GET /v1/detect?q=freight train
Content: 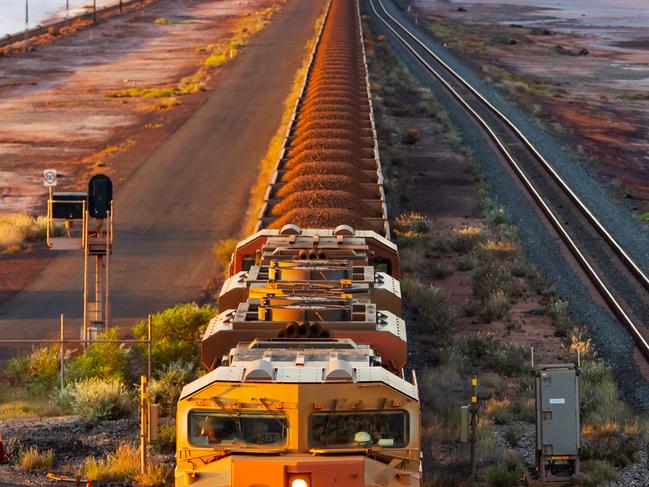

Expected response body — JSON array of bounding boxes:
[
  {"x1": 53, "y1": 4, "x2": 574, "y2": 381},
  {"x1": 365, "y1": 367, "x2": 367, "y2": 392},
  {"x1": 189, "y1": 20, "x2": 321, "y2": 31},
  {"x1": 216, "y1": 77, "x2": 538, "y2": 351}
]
[{"x1": 174, "y1": 0, "x2": 421, "y2": 485}]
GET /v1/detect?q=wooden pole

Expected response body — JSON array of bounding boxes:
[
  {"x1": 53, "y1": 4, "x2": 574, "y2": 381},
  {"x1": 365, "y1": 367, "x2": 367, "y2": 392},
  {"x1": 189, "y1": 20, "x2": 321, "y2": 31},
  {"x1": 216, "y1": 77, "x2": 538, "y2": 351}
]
[
  {"x1": 147, "y1": 315, "x2": 152, "y2": 382},
  {"x1": 60, "y1": 313, "x2": 65, "y2": 392},
  {"x1": 140, "y1": 375, "x2": 148, "y2": 474}
]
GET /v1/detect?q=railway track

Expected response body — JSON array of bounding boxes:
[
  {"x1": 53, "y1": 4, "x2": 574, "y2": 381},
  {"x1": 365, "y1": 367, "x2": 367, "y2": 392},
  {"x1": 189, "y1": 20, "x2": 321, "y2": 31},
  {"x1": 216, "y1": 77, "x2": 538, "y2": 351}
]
[{"x1": 366, "y1": 0, "x2": 649, "y2": 372}]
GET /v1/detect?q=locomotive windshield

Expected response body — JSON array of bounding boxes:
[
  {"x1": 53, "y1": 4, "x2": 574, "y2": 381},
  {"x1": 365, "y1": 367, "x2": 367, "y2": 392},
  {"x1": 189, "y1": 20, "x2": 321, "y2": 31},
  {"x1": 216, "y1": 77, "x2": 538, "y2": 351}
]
[
  {"x1": 188, "y1": 411, "x2": 288, "y2": 448},
  {"x1": 309, "y1": 410, "x2": 408, "y2": 448}
]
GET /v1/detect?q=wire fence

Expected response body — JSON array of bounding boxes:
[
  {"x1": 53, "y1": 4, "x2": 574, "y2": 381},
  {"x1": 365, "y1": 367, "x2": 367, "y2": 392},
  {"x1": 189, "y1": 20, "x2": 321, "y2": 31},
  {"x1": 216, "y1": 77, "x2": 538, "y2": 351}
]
[{"x1": 0, "y1": 313, "x2": 153, "y2": 391}]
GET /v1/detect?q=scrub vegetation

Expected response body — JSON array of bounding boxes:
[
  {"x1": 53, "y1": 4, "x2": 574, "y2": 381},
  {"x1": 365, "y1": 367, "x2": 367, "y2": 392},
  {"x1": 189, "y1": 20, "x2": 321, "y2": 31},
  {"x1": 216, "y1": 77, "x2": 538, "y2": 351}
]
[
  {"x1": 364, "y1": 23, "x2": 647, "y2": 486},
  {"x1": 0, "y1": 213, "x2": 51, "y2": 253},
  {"x1": 107, "y1": 6, "x2": 280, "y2": 104}
]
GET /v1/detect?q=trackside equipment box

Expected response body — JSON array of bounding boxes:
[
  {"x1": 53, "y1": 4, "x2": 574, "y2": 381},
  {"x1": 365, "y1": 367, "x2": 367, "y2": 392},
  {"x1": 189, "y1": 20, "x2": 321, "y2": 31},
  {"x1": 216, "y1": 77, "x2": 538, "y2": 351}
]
[{"x1": 535, "y1": 364, "x2": 580, "y2": 481}]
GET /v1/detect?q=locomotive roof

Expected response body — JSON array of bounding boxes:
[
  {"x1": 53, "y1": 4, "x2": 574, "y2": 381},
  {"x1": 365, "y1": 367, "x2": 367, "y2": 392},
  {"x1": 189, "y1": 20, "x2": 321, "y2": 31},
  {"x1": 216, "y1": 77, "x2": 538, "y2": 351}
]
[{"x1": 180, "y1": 340, "x2": 418, "y2": 401}]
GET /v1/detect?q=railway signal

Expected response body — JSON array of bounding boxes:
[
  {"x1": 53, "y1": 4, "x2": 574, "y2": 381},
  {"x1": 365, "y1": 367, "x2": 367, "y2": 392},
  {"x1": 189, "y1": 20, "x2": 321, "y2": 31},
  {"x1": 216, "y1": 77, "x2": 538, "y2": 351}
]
[{"x1": 46, "y1": 173, "x2": 114, "y2": 341}]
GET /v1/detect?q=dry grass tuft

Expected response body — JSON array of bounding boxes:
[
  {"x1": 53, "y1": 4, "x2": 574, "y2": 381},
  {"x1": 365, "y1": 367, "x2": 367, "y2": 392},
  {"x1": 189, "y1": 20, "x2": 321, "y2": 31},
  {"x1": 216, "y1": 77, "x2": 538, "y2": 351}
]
[
  {"x1": 19, "y1": 446, "x2": 54, "y2": 471},
  {"x1": 0, "y1": 214, "x2": 48, "y2": 252},
  {"x1": 82, "y1": 443, "x2": 139, "y2": 481}
]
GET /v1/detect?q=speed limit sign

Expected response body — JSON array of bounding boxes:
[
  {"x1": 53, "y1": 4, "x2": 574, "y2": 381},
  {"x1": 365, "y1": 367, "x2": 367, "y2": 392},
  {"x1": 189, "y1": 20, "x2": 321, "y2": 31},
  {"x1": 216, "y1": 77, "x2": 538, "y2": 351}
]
[{"x1": 43, "y1": 169, "x2": 57, "y2": 187}]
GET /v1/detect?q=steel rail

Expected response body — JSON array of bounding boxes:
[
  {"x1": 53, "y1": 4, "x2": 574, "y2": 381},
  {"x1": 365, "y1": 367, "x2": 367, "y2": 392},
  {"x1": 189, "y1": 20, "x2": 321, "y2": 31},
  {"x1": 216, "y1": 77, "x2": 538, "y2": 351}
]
[
  {"x1": 367, "y1": 0, "x2": 649, "y2": 359},
  {"x1": 371, "y1": 0, "x2": 649, "y2": 294}
]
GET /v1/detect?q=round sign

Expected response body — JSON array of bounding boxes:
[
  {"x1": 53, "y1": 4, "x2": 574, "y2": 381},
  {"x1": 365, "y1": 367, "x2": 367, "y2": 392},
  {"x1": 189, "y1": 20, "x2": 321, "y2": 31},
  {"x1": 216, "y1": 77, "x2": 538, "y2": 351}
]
[{"x1": 43, "y1": 169, "x2": 57, "y2": 187}]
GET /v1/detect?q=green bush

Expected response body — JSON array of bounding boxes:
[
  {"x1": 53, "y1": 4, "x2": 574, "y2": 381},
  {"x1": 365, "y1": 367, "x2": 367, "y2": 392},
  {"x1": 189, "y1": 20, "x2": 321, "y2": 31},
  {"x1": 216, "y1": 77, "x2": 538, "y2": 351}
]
[
  {"x1": 479, "y1": 290, "x2": 510, "y2": 323},
  {"x1": 149, "y1": 360, "x2": 196, "y2": 417},
  {"x1": 483, "y1": 198, "x2": 508, "y2": 226},
  {"x1": 580, "y1": 360, "x2": 630, "y2": 424},
  {"x1": 429, "y1": 261, "x2": 454, "y2": 279},
  {"x1": 546, "y1": 299, "x2": 572, "y2": 337},
  {"x1": 71, "y1": 378, "x2": 134, "y2": 421},
  {"x1": 504, "y1": 425, "x2": 522, "y2": 447},
  {"x1": 581, "y1": 421, "x2": 642, "y2": 466},
  {"x1": 575, "y1": 459, "x2": 617, "y2": 485},
  {"x1": 67, "y1": 328, "x2": 132, "y2": 382},
  {"x1": 402, "y1": 278, "x2": 455, "y2": 340},
  {"x1": 417, "y1": 365, "x2": 466, "y2": 426},
  {"x1": 457, "y1": 254, "x2": 476, "y2": 271},
  {"x1": 485, "y1": 398, "x2": 513, "y2": 425},
  {"x1": 6, "y1": 346, "x2": 60, "y2": 395},
  {"x1": 486, "y1": 462, "x2": 522, "y2": 487},
  {"x1": 454, "y1": 335, "x2": 527, "y2": 376},
  {"x1": 132, "y1": 303, "x2": 214, "y2": 372}
]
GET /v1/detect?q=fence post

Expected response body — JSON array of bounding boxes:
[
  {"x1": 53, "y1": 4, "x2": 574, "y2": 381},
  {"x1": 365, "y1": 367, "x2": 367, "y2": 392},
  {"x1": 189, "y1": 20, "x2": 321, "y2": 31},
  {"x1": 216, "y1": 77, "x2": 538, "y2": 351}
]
[
  {"x1": 140, "y1": 375, "x2": 148, "y2": 474},
  {"x1": 147, "y1": 314, "x2": 152, "y2": 382},
  {"x1": 60, "y1": 313, "x2": 65, "y2": 392},
  {"x1": 470, "y1": 375, "x2": 478, "y2": 482}
]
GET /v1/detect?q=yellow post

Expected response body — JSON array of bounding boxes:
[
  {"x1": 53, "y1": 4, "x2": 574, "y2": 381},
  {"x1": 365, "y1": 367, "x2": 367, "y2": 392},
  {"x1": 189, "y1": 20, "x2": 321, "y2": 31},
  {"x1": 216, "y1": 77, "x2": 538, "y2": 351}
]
[
  {"x1": 470, "y1": 375, "x2": 478, "y2": 481},
  {"x1": 59, "y1": 313, "x2": 65, "y2": 392},
  {"x1": 140, "y1": 375, "x2": 148, "y2": 475}
]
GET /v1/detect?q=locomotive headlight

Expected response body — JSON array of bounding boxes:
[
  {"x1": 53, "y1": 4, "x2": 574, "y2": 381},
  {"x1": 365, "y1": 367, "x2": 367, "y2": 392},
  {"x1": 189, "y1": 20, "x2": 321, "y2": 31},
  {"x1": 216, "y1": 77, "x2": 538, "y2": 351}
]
[{"x1": 289, "y1": 476, "x2": 309, "y2": 487}]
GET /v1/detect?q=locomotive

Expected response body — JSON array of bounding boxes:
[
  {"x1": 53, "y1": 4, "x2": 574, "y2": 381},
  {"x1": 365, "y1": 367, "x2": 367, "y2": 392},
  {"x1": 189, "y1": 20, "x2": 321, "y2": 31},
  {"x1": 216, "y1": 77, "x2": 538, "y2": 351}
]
[{"x1": 174, "y1": 0, "x2": 421, "y2": 485}]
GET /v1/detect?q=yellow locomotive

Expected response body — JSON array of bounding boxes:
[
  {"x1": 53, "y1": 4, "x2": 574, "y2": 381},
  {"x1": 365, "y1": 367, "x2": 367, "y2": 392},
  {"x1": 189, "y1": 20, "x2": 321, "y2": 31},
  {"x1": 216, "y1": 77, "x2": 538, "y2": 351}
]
[{"x1": 175, "y1": 0, "x2": 421, "y2": 484}]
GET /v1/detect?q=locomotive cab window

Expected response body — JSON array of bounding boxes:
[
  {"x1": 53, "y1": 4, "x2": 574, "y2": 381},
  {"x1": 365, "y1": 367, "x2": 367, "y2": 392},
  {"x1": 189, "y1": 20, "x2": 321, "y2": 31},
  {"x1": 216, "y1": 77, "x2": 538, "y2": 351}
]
[
  {"x1": 188, "y1": 411, "x2": 288, "y2": 448},
  {"x1": 309, "y1": 410, "x2": 408, "y2": 448}
]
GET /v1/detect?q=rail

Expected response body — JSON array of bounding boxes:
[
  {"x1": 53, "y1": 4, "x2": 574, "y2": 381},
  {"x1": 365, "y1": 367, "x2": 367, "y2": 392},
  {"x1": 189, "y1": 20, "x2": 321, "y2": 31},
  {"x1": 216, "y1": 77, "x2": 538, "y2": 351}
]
[{"x1": 367, "y1": 0, "x2": 649, "y2": 361}]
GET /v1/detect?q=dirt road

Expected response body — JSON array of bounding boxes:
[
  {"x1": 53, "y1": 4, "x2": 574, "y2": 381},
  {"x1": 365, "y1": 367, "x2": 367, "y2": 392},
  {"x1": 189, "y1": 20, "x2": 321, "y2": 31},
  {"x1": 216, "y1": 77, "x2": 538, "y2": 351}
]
[{"x1": 0, "y1": 0, "x2": 326, "y2": 349}]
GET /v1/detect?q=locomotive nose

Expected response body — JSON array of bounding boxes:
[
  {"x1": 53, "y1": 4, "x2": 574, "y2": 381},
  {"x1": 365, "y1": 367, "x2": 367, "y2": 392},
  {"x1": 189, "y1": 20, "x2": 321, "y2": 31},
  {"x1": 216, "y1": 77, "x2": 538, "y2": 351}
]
[{"x1": 231, "y1": 457, "x2": 365, "y2": 487}]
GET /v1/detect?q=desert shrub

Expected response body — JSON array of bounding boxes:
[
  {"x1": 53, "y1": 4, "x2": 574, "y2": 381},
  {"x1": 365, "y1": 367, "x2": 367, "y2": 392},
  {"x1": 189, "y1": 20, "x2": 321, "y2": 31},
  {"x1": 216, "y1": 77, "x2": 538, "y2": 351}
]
[
  {"x1": 581, "y1": 421, "x2": 642, "y2": 466},
  {"x1": 399, "y1": 246, "x2": 428, "y2": 274},
  {"x1": 546, "y1": 299, "x2": 572, "y2": 337},
  {"x1": 71, "y1": 378, "x2": 134, "y2": 421},
  {"x1": 82, "y1": 443, "x2": 139, "y2": 481},
  {"x1": 67, "y1": 328, "x2": 132, "y2": 382},
  {"x1": 516, "y1": 398, "x2": 536, "y2": 423},
  {"x1": 6, "y1": 346, "x2": 60, "y2": 395},
  {"x1": 135, "y1": 462, "x2": 170, "y2": 487},
  {"x1": 0, "y1": 214, "x2": 51, "y2": 252},
  {"x1": 402, "y1": 278, "x2": 455, "y2": 339},
  {"x1": 213, "y1": 238, "x2": 237, "y2": 269},
  {"x1": 132, "y1": 303, "x2": 214, "y2": 372},
  {"x1": 504, "y1": 425, "x2": 522, "y2": 447},
  {"x1": 454, "y1": 335, "x2": 527, "y2": 376},
  {"x1": 449, "y1": 227, "x2": 482, "y2": 253},
  {"x1": 579, "y1": 360, "x2": 630, "y2": 424},
  {"x1": 19, "y1": 446, "x2": 54, "y2": 471},
  {"x1": 575, "y1": 459, "x2": 617, "y2": 485},
  {"x1": 149, "y1": 360, "x2": 196, "y2": 416},
  {"x1": 457, "y1": 254, "x2": 476, "y2": 271},
  {"x1": 476, "y1": 420, "x2": 497, "y2": 463},
  {"x1": 394, "y1": 211, "x2": 431, "y2": 236},
  {"x1": 483, "y1": 198, "x2": 508, "y2": 226},
  {"x1": 485, "y1": 398, "x2": 513, "y2": 425},
  {"x1": 401, "y1": 128, "x2": 420, "y2": 145},
  {"x1": 477, "y1": 371, "x2": 503, "y2": 399},
  {"x1": 155, "y1": 422, "x2": 176, "y2": 453},
  {"x1": 0, "y1": 391, "x2": 68, "y2": 420},
  {"x1": 418, "y1": 365, "x2": 466, "y2": 426},
  {"x1": 479, "y1": 290, "x2": 510, "y2": 322},
  {"x1": 429, "y1": 261, "x2": 453, "y2": 279},
  {"x1": 486, "y1": 456, "x2": 523, "y2": 487}
]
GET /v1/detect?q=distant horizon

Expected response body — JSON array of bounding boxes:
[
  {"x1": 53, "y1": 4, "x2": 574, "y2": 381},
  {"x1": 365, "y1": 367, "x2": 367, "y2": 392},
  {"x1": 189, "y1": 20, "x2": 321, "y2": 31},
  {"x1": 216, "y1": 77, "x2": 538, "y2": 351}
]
[{"x1": 443, "y1": 0, "x2": 649, "y2": 21}]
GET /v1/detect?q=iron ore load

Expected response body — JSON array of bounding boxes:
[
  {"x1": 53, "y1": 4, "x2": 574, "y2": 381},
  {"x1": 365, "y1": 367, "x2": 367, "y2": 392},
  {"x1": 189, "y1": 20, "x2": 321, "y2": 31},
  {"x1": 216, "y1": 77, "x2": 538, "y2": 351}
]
[{"x1": 174, "y1": 0, "x2": 421, "y2": 485}]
